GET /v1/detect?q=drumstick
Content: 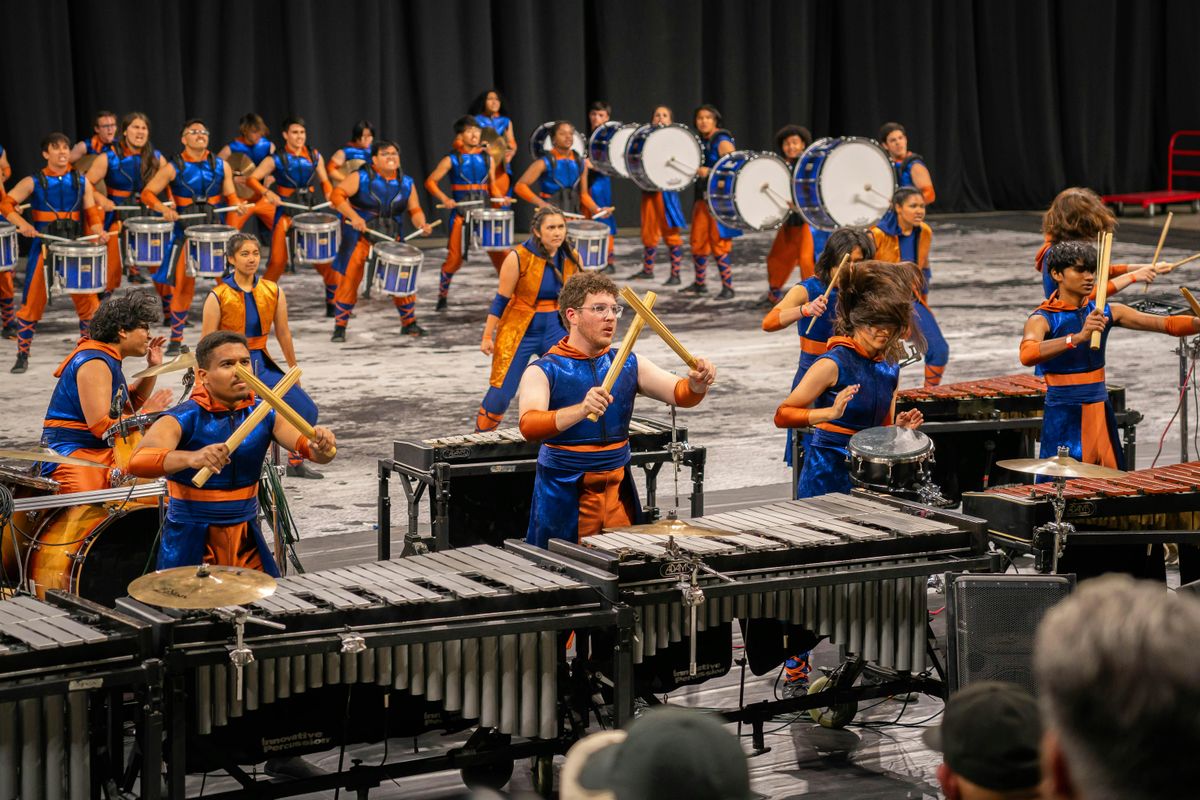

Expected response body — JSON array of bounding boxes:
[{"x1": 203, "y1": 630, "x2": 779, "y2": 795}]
[
  {"x1": 360, "y1": 227, "x2": 394, "y2": 242},
  {"x1": 404, "y1": 219, "x2": 443, "y2": 241},
  {"x1": 277, "y1": 201, "x2": 313, "y2": 211},
  {"x1": 192, "y1": 367, "x2": 301, "y2": 488},
  {"x1": 111, "y1": 205, "x2": 142, "y2": 211},
  {"x1": 175, "y1": 213, "x2": 206, "y2": 221},
  {"x1": 805, "y1": 254, "x2": 850, "y2": 334},
  {"x1": 213, "y1": 205, "x2": 244, "y2": 214},
  {"x1": 619, "y1": 285, "x2": 698, "y2": 369},
  {"x1": 561, "y1": 212, "x2": 586, "y2": 220},
  {"x1": 1145, "y1": 211, "x2": 1173, "y2": 293},
  {"x1": 592, "y1": 208, "x2": 614, "y2": 220},
  {"x1": 1169, "y1": 251, "x2": 1200, "y2": 271},
  {"x1": 761, "y1": 184, "x2": 791, "y2": 211},
  {"x1": 587, "y1": 291, "x2": 656, "y2": 422},
  {"x1": 863, "y1": 184, "x2": 892, "y2": 202},
  {"x1": 1091, "y1": 231, "x2": 1113, "y2": 350},
  {"x1": 1180, "y1": 287, "x2": 1200, "y2": 319},
  {"x1": 233, "y1": 365, "x2": 336, "y2": 457},
  {"x1": 436, "y1": 200, "x2": 484, "y2": 209},
  {"x1": 665, "y1": 157, "x2": 695, "y2": 177}
]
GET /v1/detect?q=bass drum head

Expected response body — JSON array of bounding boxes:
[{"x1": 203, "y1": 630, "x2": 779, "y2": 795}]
[
  {"x1": 638, "y1": 125, "x2": 701, "y2": 191},
  {"x1": 732, "y1": 153, "x2": 792, "y2": 230},
  {"x1": 528, "y1": 122, "x2": 586, "y2": 160},
  {"x1": 816, "y1": 138, "x2": 895, "y2": 228},
  {"x1": 849, "y1": 426, "x2": 932, "y2": 462},
  {"x1": 607, "y1": 123, "x2": 640, "y2": 178}
]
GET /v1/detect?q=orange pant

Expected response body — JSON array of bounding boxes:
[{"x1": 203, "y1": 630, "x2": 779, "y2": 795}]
[
  {"x1": 640, "y1": 193, "x2": 683, "y2": 248},
  {"x1": 168, "y1": 244, "x2": 196, "y2": 332},
  {"x1": 0, "y1": 270, "x2": 13, "y2": 325},
  {"x1": 18, "y1": 251, "x2": 100, "y2": 324},
  {"x1": 690, "y1": 201, "x2": 731, "y2": 258},
  {"x1": 333, "y1": 239, "x2": 413, "y2": 324},
  {"x1": 204, "y1": 521, "x2": 266, "y2": 571},
  {"x1": 264, "y1": 212, "x2": 339, "y2": 287},
  {"x1": 49, "y1": 447, "x2": 114, "y2": 493},
  {"x1": 229, "y1": 196, "x2": 277, "y2": 231},
  {"x1": 440, "y1": 213, "x2": 506, "y2": 275},
  {"x1": 767, "y1": 224, "x2": 815, "y2": 291},
  {"x1": 104, "y1": 219, "x2": 124, "y2": 292},
  {"x1": 577, "y1": 467, "x2": 634, "y2": 539}
]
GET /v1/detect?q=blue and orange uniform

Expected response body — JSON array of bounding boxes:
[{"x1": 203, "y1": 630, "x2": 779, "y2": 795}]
[
  {"x1": 872, "y1": 212, "x2": 947, "y2": 386},
  {"x1": 476, "y1": 239, "x2": 576, "y2": 431},
  {"x1": 429, "y1": 143, "x2": 506, "y2": 302},
  {"x1": 475, "y1": 114, "x2": 513, "y2": 173},
  {"x1": 330, "y1": 167, "x2": 421, "y2": 332},
  {"x1": 81, "y1": 135, "x2": 116, "y2": 158},
  {"x1": 582, "y1": 161, "x2": 615, "y2": 271},
  {"x1": 637, "y1": 185, "x2": 686, "y2": 279},
  {"x1": 1034, "y1": 237, "x2": 1129, "y2": 299},
  {"x1": 225, "y1": 136, "x2": 276, "y2": 232},
  {"x1": 522, "y1": 339, "x2": 642, "y2": 548},
  {"x1": 0, "y1": 142, "x2": 13, "y2": 333},
  {"x1": 515, "y1": 151, "x2": 597, "y2": 216},
  {"x1": 41, "y1": 340, "x2": 141, "y2": 492},
  {"x1": 144, "y1": 152, "x2": 236, "y2": 347},
  {"x1": 331, "y1": 143, "x2": 371, "y2": 177},
  {"x1": 1, "y1": 167, "x2": 104, "y2": 356},
  {"x1": 132, "y1": 385, "x2": 280, "y2": 575},
  {"x1": 789, "y1": 337, "x2": 899, "y2": 498},
  {"x1": 765, "y1": 160, "x2": 816, "y2": 303},
  {"x1": 247, "y1": 145, "x2": 337, "y2": 293},
  {"x1": 692, "y1": 129, "x2": 741, "y2": 290},
  {"x1": 98, "y1": 143, "x2": 163, "y2": 289},
  {"x1": 891, "y1": 152, "x2": 935, "y2": 205}
]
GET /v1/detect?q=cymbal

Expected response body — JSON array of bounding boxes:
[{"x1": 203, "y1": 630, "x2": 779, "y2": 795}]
[
  {"x1": 130, "y1": 351, "x2": 196, "y2": 379},
  {"x1": 343, "y1": 158, "x2": 366, "y2": 174},
  {"x1": 128, "y1": 563, "x2": 277, "y2": 610},
  {"x1": 997, "y1": 454, "x2": 1126, "y2": 479},
  {"x1": 225, "y1": 152, "x2": 255, "y2": 176},
  {"x1": 0, "y1": 448, "x2": 111, "y2": 468},
  {"x1": 608, "y1": 517, "x2": 727, "y2": 537}
]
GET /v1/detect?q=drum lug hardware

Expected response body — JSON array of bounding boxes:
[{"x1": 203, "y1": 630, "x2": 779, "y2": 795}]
[{"x1": 675, "y1": 559, "x2": 706, "y2": 677}]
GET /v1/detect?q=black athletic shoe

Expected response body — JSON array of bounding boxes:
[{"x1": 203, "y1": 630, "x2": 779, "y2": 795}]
[
  {"x1": 164, "y1": 341, "x2": 182, "y2": 358},
  {"x1": 403, "y1": 322, "x2": 427, "y2": 337},
  {"x1": 128, "y1": 272, "x2": 148, "y2": 284},
  {"x1": 627, "y1": 269, "x2": 654, "y2": 280},
  {"x1": 663, "y1": 274, "x2": 682, "y2": 286},
  {"x1": 325, "y1": 302, "x2": 335, "y2": 318},
  {"x1": 435, "y1": 296, "x2": 448, "y2": 311},
  {"x1": 680, "y1": 281, "x2": 708, "y2": 295},
  {"x1": 286, "y1": 463, "x2": 325, "y2": 480},
  {"x1": 331, "y1": 326, "x2": 346, "y2": 343},
  {"x1": 10, "y1": 354, "x2": 27, "y2": 374},
  {"x1": 716, "y1": 286, "x2": 735, "y2": 300},
  {"x1": 603, "y1": 263, "x2": 616, "y2": 274},
  {"x1": 1, "y1": 324, "x2": 15, "y2": 340}
]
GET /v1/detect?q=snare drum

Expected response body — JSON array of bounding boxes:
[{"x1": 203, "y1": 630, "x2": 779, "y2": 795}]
[
  {"x1": 626, "y1": 123, "x2": 703, "y2": 192},
  {"x1": 527, "y1": 121, "x2": 587, "y2": 160},
  {"x1": 186, "y1": 224, "x2": 236, "y2": 279},
  {"x1": 848, "y1": 426, "x2": 934, "y2": 495},
  {"x1": 49, "y1": 241, "x2": 107, "y2": 294},
  {"x1": 0, "y1": 220, "x2": 17, "y2": 271},
  {"x1": 373, "y1": 242, "x2": 423, "y2": 296},
  {"x1": 793, "y1": 137, "x2": 896, "y2": 231},
  {"x1": 103, "y1": 413, "x2": 163, "y2": 478},
  {"x1": 569, "y1": 220, "x2": 611, "y2": 271},
  {"x1": 292, "y1": 212, "x2": 340, "y2": 263},
  {"x1": 706, "y1": 151, "x2": 793, "y2": 231},
  {"x1": 123, "y1": 216, "x2": 174, "y2": 266},
  {"x1": 588, "y1": 121, "x2": 640, "y2": 179},
  {"x1": 470, "y1": 209, "x2": 514, "y2": 252}
]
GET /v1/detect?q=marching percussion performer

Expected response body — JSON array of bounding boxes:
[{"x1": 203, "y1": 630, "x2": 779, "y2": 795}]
[
  {"x1": 329, "y1": 140, "x2": 433, "y2": 341},
  {"x1": 763, "y1": 227, "x2": 874, "y2": 466},
  {"x1": 628, "y1": 106, "x2": 687, "y2": 284},
  {"x1": 201, "y1": 233, "x2": 322, "y2": 479},
  {"x1": 878, "y1": 122, "x2": 935, "y2": 205},
  {"x1": 764, "y1": 124, "x2": 815, "y2": 304},
  {"x1": 326, "y1": 121, "x2": 375, "y2": 184},
  {"x1": 129, "y1": 331, "x2": 336, "y2": 575},
  {"x1": 425, "y1": 116, "x2": 508, "y2": 310},
  {"x1": 515, "y1": 121, "x2": 599, "y2": 218},
  {"x1": 584, "y1": 100, "x2": 617, "y2": 273},
  {"x1": 0, "y1": 141, "x2": 13, "y2": 338},
  {"x1": 476, "y1": 205, "x2": 578, "y2": 432},
  {"x1": 470, "y1": 89, "x2": 517, "y2": 174},
  {"x1": 685, "y1": 104, "x2": 739, "y2": 299},
  {"x1": 69, "y1": 109, "x2": 118, "y2": 163},
  {"x1": 871, "y1": 187, "x2": 948, "y2": 386},
  {"x1": 1020, "y1": 241, "x2": 1199, "y2": 468},
  {"x1": 774, "y1": 260, "x2": 924, "y2": 498},
  {"x1": 245, "y1": 116, "x2": 337, "y2": 299},
  {"x1": 218, "y1": 113, "x2": 277, "y2": 232},
  {"x1": 518, "y1": 271, "x2": 716, "y2": 547},
  {"x1": 84, "y1": 112, "x2": 167, "y2": 290},
  {"x1": 139, "y1": 119, "x2": 249, "y2": 357},
  {"x1": 0, "y1": 132, "x2": 112, "y2": 373},
  {"x1": 41, "y1": 292, "x2": 172, "y2": 492}
]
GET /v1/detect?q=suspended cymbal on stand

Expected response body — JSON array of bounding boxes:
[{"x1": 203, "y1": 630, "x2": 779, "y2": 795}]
[
  {"x1": 130, "y1": 350, "x2": 196, "y2": 380},
  {"x1": 996, "y1": 453, "x2": 1125, "y2": 479},
  {"x1": 128, "y1": 563, "x2": 277, "y2": 610},
  {"x1": 0, "y1": 448, "x2": 112, "y2": 468},
  {"x1": 607, "y1": 516, "x2": 725, "y2": 537}
]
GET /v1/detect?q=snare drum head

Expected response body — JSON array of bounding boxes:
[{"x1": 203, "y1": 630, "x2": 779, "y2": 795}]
[
  {"x1": 293, "y1": 212, "x2": 339, "y2": 230},
  {"x1": 374, "y1": 242, "x2": 423, "y2": 263},
  {"x1": 125, "y1": 216, "x2": 174, "y2": 233},
  {"x1": 807, "y1": 138, "x2": 896, "y2": 228},
  {"x1": 49, "y1": 240, "x2": 106, "y2": 257},
  {"x1": 568, "y1": 220, "x2": 611, "y2": 239},
  {"x1": 636, "y1": 124, "x2": 701, "y2": 191},
  {"x1": 186, "y1": 224, "x2": 237, "y2": 242},
  {"x1": 848, "y1": 426, "x2": 932, "y2": 460},
  {"x1": 722, "y1": 151, "x2": 792, "y2": 230},
  {"x1": 471, "y1": 209, "x2": 514, "y2": 223}
]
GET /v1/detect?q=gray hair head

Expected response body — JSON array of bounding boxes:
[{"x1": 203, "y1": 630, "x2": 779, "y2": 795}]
[{"x1": 1034, "y1": 574, "x2": 1200, "y2": 799}]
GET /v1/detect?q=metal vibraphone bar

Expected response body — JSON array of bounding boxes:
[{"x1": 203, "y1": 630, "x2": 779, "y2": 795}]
[
  {"x1": 0, "y1": 592, "x2": 160, "y2": 800},
  {"x1": 379, "y1": 415, "x2": 705, "y2": 557}
]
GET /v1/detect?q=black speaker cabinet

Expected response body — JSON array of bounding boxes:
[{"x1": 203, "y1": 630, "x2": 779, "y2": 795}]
[{"x1": 945, "y1": 573, "x2": 1074, "y2": 694}]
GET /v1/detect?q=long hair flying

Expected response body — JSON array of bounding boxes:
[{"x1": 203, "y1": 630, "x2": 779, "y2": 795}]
[{"x1": 834, "y1": 259, "x2": 925, "y2": 363}]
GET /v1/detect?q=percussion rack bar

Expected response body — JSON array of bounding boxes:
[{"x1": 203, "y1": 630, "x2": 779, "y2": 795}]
[{"x1": 13, "y1": 480, "x2": 166, "y2": 512}]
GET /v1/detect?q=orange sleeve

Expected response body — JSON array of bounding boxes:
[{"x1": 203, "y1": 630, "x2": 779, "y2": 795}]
[
  {"x1": 223, "y1": 193, "x2": 239, "y2": 209},
  {"x1": 330, "y1": 187, "x2": 349, "y2": 208},
  {"x1": 423, "y1": 176, "x2": 441, "y2": 198},
  {"x1": 139, "y1": 187, "x2": 162, "y2": 210},
  {"x1": 1109, "y1": 263, "x2": 1129, "y2": 277},
  {"x1": 246, "y1": 177, "x2": 267, "y2": 195},
  {"x1": 0, "y1": 194, "x2": 17, "y2": 216},
  {"x1": 921, "y1": 185, "x2": 935, "y2": 205},
  {"x1": 799, "y1": 225, "x2": 815, "y2": 275},
  {"x1": 128, "y1": 447, "x2": 170, "y2": 478},
  {"x1": 519, "y1": 409, "x2": 559, "y2": 441},
  {"x1": 85, "y1": 206, "x2": 103, "y2": 227},
  {"x1": 321, "y1": 180, "x2": 333, "y2": 199},
  {"x1": 774, "y1": 405, "x2": 812, "y2": 428},
  {"x1": 762, "y1": 307, "x2": 785, "y2": 332},
  {"x1": 1019, "y1": 339, "x2": 1046, "y2": 366},
  {"x1": 514, "y1": 181, "x2": 540, "y2": 205},
  {"x1": 1166, "y1": 315, "x2": 1200, "y2": 337},
  {"x1": 294, "y1": 436, "x2": 314, "y2": 460},
  {"x1": 87, "y1": 414, "x2": 115, "y2": 438},
  {"x1": 673, "y1": 379, "x2": 705, "y2": 408}
]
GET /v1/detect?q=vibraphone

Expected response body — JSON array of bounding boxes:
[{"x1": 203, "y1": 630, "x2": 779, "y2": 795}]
[
  {"x1": 963, "y1": 460, "x2": 1200, "y2": 579},
  {"x1": 515, "y1": 491, "x2": 996, "y2": 746},
  {"x1": 118, "y1": 545, "x2": 626, "y2": 799},
  {"x1": 0, "y1": 592, "x2": 160, "y2": 800},
  {"x1": 381, "y1": 415, "x2": 705, "y2": 555}
]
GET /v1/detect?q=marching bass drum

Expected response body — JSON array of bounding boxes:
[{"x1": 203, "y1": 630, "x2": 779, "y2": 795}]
[
  {"x1": 527, "y1": 121, "x2": 587, "y2": 161},
  {"x1": 625, "y1": 123, "x2": 702, "y2": 192},
  {"x1": 588, "y1": 121, "x2": 640, "y2": 178},
  {"x1": 706, "y1": 150, "x2": 793, "y2": 231},
  {"x1": 792, "y1": 137, "x2": 896, "y2": 231}
]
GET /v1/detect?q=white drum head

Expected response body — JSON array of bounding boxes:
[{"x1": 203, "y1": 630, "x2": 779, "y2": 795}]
[
  {"x1": 733, "y1": 155, "x2": 792, "y2": 230},
  {"x1": 568, "y1": 220, "x2": 610, "y2": 241},
  {"x1": 640, "y1": 126, "x2": 701, "y2": 190},
  {"x1": 818, "y1": 140, "x2": 896, "y2": 227},
  {"x1": 608, "y1": 123, "x2": 639, "y2": 178},
  {"x1": 533, "y1": 122, "x2": 586, "y2": 159}
]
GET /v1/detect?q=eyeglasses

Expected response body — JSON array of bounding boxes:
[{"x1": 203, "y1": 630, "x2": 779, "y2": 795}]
[
  {"x1": 578, "y1": 304, "x2": 624, "y2": 319},
  {"x1": 185, "y1": 129, "x2": 209, "y2": 136},
  {"x1": 97, "y1": 123, "x2": 117, "y2": 130}
]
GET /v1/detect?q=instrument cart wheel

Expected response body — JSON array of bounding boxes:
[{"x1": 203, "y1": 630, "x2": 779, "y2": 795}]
[
  {"x1": 807, "y1": 675, "x2": 858, "y2": 729},
  {"x1": 1113, "y1": 202, "x2": 1125, "y2": 216},
  {"x1": 531, "y1": 753, "x2": 555, "y2": 797},
  {"x1": 461, "y1": 759, "x2": 514, "y2": 792}
]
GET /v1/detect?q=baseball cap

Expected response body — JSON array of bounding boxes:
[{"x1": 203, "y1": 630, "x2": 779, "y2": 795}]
[
  {"x1": 922, "y1": 681, "x2": 1042, "y2": 791},
  {"x1": 568, "y1": 706, "x2": 759, "y2": 800}
]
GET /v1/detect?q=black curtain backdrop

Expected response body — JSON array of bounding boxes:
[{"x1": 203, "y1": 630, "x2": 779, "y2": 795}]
[{"x1": 2, "y1": 0, "x2": 1199, "y2": 226}]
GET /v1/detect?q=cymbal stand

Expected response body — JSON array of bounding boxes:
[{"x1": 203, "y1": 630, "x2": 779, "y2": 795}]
[
  {"x1": 213, "y1": 606, "x2": 286, "y2": 701},
  {"x1": 1033, "y1": 448, "x2": 1075, "y2": 573},
  {"x1": 663, "y1": 536, "x2": 735, "y2": 677},
  {"x1": 666, "y1": 405, "x2": 687, "y2": 522},
  {"x1": 1175, "y1": 336, "x2": 1200, "y2": 463}
]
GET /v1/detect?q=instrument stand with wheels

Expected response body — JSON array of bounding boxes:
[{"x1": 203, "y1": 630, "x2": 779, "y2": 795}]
[
  {"x1": 1175, "y1": 335, "x2": 1200, "y2": 463},
  {"x1": 1032, "y1": 463, "x2": 1076, "y2": 574}
]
